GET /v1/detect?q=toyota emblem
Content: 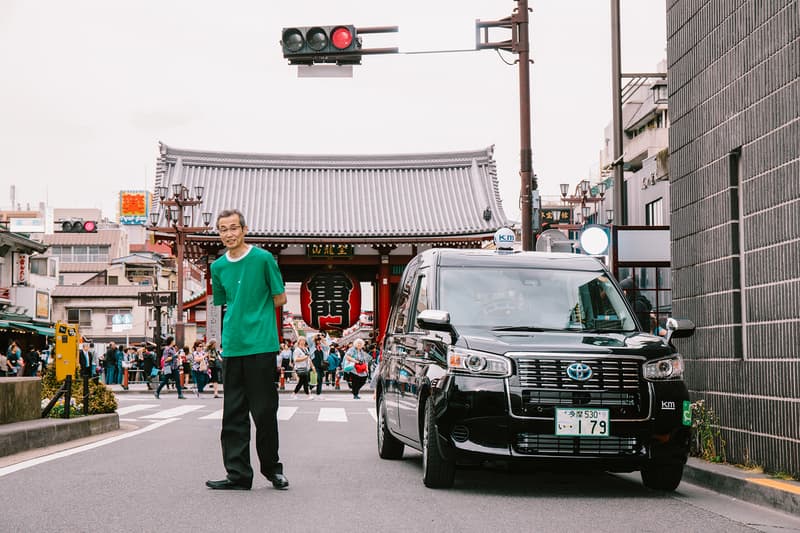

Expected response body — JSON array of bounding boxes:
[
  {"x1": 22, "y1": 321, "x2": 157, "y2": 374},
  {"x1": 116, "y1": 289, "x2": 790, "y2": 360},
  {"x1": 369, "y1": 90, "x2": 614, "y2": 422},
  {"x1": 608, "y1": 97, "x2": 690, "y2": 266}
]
[{"x1": 566, "y1": 362, "x2": 593, "y2": 382}]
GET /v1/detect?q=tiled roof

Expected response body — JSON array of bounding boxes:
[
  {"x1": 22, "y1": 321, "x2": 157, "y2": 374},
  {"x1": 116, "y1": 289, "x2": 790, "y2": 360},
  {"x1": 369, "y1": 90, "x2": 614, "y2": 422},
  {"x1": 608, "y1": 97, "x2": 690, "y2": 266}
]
[
  {"x1": 153, "y1": 143, "x2": 509, "y2": 240},
  {"x1": 52, "y1": 286, "x2": 148, "y2": 298},
  {"x1": 41, "y1": 231, "x2": 120, "y2": 246}
]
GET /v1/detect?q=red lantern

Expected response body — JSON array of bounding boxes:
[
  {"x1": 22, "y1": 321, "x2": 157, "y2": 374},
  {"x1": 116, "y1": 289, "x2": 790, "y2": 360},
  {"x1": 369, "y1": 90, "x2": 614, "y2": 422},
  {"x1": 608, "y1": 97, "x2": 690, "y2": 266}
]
[{"x1": 300, "y1": 270, "x2": 361, "y2": 330}]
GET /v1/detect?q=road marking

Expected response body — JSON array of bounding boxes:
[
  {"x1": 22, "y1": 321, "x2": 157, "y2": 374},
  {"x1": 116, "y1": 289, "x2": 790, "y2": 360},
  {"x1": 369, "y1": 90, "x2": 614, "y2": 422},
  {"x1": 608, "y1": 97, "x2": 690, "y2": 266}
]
[
  {"x1": 277, "y1": 406, "x2": 298, "y2": 420},
  {"x1": 141, "y1": 405, "x2": 205, "y2": 419},
  {"x1": 318, "y1": 408, "x2": 347, "y2": 422},
  {"x1": 367, "y1": 408, "x2": 377, "y2": 422},
  {"x1": 746, "y1": 477, "x2": 800, "y2": 495},
  {"x1": 116, "y1": 404, "x2": 157, "y2": 416},
  {"x1": 0, "y1": 419, "x2": 176, "y2": 478},
  {"x1": 199, "y1": 409, "x2": 224, "y2": 420}
]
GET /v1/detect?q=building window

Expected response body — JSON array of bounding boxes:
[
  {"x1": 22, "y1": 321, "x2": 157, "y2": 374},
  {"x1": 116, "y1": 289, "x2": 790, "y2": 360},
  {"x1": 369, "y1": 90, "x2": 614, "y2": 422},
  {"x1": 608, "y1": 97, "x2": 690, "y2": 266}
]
[
  {"x1": 49, "y1": 245, "x2": 110, "y2": 263},
  {"x1": 67, "y1": 308, "x2": 92, "y2": 327},
  {"x1": 108, "y1": 275, "x2": 119, "y2": 285},
  {"x1": 645, "y1": 198, "x2": 664, "y2": 226},
  {"x1": 105, "y1": 308, "x2": 132, "y2": 328}
]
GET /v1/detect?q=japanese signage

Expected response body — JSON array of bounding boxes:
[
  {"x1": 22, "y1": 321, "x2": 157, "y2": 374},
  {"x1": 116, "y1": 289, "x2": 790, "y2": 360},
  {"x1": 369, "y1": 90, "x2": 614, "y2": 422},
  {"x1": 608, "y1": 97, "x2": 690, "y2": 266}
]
[
  {"x1": 541, "y1": 208, "x2": 572, "y2": 224},
  {"x1": 306, "y1": 244, "x2": 354, "y2": 258},
  {"x1": 12, "y1": 252, "x2": 29, "y2": 285},
  {"x1": 119, "y1": 190, "x2": 150, "y2": 225},
  {"x1": 300, "y1": 270, "x2": 360, "y2": 330},
  {"x1": 36, "y1": 291, "x2": 50, "y2": 320}
]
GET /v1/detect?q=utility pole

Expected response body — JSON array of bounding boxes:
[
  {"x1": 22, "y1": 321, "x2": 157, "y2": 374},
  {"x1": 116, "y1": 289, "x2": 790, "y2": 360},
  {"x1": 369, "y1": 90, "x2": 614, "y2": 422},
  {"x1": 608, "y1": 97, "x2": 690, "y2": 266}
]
[
  {"x1": 476, "y1": 0, "x2": 538, "y2": 250},
  {"x1": 611, "y1": 0, "x2": 625, "y2": 225}
]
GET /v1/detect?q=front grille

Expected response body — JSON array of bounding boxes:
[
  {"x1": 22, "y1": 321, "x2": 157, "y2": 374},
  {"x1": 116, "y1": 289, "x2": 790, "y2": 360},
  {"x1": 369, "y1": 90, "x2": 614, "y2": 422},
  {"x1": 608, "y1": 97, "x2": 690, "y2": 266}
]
[
  {"x1": 515, "y1": 434, "x2": 640, "y2": 456},
  {"x1": 522, "y1": 389, "x2": 638, "y2": 407},
  {"x1": 516, "y1": 357, "x2": 641, "y2": 392}
]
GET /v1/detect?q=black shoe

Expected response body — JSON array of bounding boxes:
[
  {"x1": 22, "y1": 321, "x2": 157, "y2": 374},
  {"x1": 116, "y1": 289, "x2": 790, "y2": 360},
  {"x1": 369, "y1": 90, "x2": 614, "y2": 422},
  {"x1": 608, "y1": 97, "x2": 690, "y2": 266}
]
[
  {"x1": 154, "y1": 391, "x2": 160, "y2": 399},
  {"x1": 265, "y1": 473, "x2": 289, "y2": 490},
  {"x1": 206, "y1": 479, "x2": 251, "y2": 490}
]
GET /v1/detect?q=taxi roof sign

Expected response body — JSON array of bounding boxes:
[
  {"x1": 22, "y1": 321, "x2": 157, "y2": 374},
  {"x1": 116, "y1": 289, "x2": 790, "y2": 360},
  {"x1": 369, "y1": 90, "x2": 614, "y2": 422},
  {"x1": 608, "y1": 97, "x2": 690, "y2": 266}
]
[{"x1": 493, "y1": 227, "x2": 516, "y2": 251}]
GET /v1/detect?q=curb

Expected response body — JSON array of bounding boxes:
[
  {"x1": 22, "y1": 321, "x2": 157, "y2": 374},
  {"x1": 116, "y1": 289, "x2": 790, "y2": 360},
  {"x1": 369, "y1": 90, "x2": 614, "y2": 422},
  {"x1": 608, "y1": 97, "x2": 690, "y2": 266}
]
[
  {"x1": 0, "y1": 413, "x2": 120, "y2": 458},
  {"x1": 683, "y1": 457, "x2": 800, "y2": 517}
]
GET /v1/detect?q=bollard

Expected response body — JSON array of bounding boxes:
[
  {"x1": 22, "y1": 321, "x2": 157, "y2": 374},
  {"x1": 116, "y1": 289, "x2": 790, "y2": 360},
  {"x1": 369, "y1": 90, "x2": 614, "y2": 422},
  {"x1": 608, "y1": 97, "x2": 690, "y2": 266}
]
[
  {"x1": 335, "y1": 371, "x2": 341, "y2": 390},
  {"x1": 279, "y1": 368, "x2": 285, "y2": 390},
  {"x1": 83, "y1": 375, "x2": 90, "y2": 416}
]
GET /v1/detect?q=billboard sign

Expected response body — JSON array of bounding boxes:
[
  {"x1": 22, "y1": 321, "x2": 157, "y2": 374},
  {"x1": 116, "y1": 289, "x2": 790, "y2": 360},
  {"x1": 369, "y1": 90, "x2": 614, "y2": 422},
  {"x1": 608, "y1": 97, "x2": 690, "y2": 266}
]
[{"x1": 119, "y1": 190, "x2": 150, "y2": 225}]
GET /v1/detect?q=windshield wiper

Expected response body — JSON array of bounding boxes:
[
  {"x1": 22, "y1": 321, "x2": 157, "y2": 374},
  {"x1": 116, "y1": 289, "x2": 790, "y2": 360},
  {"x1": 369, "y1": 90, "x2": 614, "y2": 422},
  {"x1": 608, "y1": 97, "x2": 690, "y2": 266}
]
[{"x1": 491, "y1": 326, "x2": 564, "y2": 332}]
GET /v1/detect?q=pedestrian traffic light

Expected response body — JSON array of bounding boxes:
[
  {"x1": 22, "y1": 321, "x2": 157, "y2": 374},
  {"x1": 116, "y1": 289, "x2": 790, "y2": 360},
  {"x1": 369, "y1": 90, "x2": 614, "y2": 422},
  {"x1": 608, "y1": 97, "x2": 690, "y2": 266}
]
[
  {"x1": 281, "y1": 25, "x2": 361, "y2": 64},
  {"x1": 59, "y1": 220, "x2": 98, "y2": 233}
]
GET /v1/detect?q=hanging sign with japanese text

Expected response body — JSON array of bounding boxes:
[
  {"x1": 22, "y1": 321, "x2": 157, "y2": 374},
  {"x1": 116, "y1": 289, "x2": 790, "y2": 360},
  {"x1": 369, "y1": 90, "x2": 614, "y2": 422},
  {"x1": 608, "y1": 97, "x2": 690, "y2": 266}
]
[{"x1": 300, "y1": 270, "x2": 360, "y2": 330}]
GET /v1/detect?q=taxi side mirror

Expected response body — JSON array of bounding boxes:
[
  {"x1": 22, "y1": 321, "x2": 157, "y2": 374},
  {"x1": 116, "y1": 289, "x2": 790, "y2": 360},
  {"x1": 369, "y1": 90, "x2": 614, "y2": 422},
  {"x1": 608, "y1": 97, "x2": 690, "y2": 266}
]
[
  {"x1": 665, "y1": 317, "x2": 695, "y2": 344},
  {"x1": 417, "y1": 309, "x2": 459, "y2": 344}
]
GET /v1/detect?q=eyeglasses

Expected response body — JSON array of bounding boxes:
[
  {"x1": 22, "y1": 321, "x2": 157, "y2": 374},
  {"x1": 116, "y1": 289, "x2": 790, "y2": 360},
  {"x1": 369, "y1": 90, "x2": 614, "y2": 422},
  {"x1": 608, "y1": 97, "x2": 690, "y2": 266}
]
[{"x1": 218, "y1": 225, "x2": 242, "y2": 235}]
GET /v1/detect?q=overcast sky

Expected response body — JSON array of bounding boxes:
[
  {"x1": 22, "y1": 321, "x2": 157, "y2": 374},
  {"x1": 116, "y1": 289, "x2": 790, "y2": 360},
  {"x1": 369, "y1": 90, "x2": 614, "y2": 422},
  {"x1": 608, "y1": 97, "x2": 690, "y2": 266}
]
[{"x1": 0, "y1": 0, "x2": 666, "y2": 222}]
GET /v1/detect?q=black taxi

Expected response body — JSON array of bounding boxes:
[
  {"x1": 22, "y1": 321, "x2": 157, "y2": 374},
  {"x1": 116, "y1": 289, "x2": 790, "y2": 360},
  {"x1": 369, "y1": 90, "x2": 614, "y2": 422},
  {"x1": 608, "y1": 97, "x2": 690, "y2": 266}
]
[{"x1": 375, "y1": 229, "x2": 695, "y2": 489}]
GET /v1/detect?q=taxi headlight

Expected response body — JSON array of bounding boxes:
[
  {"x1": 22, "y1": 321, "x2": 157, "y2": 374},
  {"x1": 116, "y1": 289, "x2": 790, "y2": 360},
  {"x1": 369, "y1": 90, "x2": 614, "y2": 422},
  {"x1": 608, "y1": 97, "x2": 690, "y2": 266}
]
[
  {"x1": 447, "y1": 348, "x2": 510, "y2": 378},
  {"x1": 643, "y1": 355, "x2": 684, "y2": 381}
]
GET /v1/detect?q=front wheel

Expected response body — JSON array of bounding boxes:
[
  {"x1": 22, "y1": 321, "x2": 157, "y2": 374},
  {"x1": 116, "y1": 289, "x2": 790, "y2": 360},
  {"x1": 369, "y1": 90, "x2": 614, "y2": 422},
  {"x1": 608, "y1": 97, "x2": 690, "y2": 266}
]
[
  {"x1": 641, "y1": 461, "x2": 684, "y2": 491},
  {"x1": 422, "y1": 400, "x2": 455, "y2": 488},
  {"x1": 377, "y1": 396, "x2": 404, "y2": 459}
]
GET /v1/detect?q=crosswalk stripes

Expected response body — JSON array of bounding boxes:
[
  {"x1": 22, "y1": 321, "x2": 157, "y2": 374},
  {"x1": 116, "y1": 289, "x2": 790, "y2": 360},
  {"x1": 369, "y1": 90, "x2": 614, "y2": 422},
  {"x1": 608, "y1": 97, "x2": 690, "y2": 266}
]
[
  {"x1": 318, "y1": 408, "x2": 347, "y2": 422},
  {"x1": 116, "y1": 403, "x2": 374, "y2": 423},
  {"x1": 116, "y1": 404, "x2": 158, "y2": 416},
  {"x1": 141, "y1": 405, "x2": 205, "y2": 419},
  {"x1": 277, "y1": 406, "x2": 298, "y2": 420}
]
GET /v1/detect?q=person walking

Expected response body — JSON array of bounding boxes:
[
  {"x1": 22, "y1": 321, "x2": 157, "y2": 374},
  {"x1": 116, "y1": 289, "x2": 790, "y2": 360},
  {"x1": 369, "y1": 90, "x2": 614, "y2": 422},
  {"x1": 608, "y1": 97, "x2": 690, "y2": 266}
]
[
  {"x1": 104, "y1": 342, "x2": 117, "y2": 384},
  {"x1": 206, "y1": 339, "x2": 222, "y2": 398},
  {"x1": 291, "y1": 337, "x2": 311, "y2": 398},
  {"x1": 6, "y1": 341, "x2": 22, "y2": 376},
  {"x1": 206, "y1": 209, "x2": 289, "y2": 491},
  {"x1": 191, "y1": 341, "x2": 209, "y2": 397},
  {"x1": 344, "y1": 338, "x2": 370, "y2": 399},
  {"x1": 326, "y1": 342, "x2": 341, "y2": 386},
  {"x1": 310, "y1": 335, "x2": 327, "y2": 398},
  {"x1": 155, "y1": 336, "x2": 185, "y2": 399},
  {"x1": 279, "y1": 342, "x2": 293, "y2": 383}
]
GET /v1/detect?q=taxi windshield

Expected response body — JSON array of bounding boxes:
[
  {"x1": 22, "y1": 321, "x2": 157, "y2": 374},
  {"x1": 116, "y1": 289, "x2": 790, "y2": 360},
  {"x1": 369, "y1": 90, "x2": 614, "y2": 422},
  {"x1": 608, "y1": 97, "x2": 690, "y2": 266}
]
[{"x1": 438, "y1": 266, "x2": 637, "y2": 332}]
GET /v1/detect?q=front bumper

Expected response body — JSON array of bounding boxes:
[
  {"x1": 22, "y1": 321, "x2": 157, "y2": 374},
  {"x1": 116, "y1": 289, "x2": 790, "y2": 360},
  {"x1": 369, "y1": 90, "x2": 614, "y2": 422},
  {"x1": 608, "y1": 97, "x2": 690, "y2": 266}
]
[{"x1": 435, "y1": 374, "x2": 690, "y2": 470}]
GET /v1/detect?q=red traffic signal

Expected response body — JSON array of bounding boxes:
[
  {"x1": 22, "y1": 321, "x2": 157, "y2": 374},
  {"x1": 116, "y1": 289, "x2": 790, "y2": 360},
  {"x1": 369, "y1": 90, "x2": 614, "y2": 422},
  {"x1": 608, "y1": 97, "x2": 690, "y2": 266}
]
[
  {"x1": 60, "y1": 220, "x2": 98, "y2": 233},
  {"x1": 281, "y1": 25, "x2": 361, "y2": 65}
]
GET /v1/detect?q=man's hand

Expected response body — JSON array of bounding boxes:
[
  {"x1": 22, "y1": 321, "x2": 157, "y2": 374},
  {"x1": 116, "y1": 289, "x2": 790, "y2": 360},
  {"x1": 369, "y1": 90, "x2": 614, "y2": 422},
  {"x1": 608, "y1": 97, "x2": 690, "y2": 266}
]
[{"x1": 274, "y1": 292, "x2": 287, "y2": 308}]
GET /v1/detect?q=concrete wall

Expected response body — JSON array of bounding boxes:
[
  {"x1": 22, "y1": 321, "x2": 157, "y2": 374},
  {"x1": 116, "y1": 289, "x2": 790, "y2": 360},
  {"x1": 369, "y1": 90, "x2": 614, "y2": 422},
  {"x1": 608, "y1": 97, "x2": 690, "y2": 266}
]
[
  {"x1": 668, "y1": 0, "x2": 800, "y2": 476},
  {"x1": 0, "y1": 377, "x2": 41, "y2": 424}
]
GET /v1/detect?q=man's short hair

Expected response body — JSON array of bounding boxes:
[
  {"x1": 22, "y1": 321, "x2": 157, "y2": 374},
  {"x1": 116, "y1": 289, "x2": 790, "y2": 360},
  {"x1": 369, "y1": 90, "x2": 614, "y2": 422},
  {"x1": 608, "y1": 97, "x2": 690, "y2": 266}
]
[{"x1": 216, "y1": 209, "x2": 246, "y2": 228}]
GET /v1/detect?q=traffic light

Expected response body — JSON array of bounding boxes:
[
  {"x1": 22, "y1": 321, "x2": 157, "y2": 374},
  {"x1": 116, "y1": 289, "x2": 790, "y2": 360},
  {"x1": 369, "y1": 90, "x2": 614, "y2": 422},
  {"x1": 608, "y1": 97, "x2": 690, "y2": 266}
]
[
  {"x1": 59, "y1": 220, "x2": 97, "y2": 233},
  {"x1": 281, "y1": 25, "x2": 361, "y2": 65}
]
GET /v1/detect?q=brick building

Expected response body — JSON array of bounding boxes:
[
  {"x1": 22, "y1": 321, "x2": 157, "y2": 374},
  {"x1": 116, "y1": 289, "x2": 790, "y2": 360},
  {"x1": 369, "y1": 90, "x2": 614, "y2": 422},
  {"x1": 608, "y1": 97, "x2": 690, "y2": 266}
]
[{"x1": 668, "y1": 1, "x2": 800, "y2": 475}]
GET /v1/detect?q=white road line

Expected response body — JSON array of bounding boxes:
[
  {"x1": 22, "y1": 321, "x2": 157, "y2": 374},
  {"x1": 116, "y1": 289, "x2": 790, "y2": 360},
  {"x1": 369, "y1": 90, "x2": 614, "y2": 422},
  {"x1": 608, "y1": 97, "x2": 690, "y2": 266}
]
[
  {"x1": 0, "y1": 419, "x2": 176, "y2": 478},
  {"x1": 116, "y1": 404, "x2": 157, "y2": 416},
  {"x1": 277, "y1": 406, "x2": 298, "y2": 420},
  {"x1": 367, "y1": 408, "x2": 377, "y2": 422},
  {"x1": 318, "y1": 408, "x2": 347, "y2": 422},
  {"x1": 141, "y1": 405, "x2": 205, "y2": 419},
  {"x1": 199, "y1": 409, "x2": 223, "y2": 420}
]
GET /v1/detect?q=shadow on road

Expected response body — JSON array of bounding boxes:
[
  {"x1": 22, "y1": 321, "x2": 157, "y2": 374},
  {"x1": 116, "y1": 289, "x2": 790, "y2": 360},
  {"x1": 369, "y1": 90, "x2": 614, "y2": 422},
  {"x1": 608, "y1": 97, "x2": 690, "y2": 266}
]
[{"x1": 399, "y1": 452, "x2": 652, "y2": 499}]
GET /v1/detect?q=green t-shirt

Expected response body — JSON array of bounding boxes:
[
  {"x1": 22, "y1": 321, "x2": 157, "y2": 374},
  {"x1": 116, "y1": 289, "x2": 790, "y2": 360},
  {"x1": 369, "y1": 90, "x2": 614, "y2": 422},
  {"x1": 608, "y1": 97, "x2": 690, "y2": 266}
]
[{"x1": 210, "y1": 246, "x2": 285, "y2": 357}]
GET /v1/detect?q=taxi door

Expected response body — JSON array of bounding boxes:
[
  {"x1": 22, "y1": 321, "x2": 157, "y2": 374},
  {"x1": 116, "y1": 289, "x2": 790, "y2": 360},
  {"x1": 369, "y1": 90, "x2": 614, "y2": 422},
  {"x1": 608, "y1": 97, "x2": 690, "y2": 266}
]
[{"x1": 397, "y1": 269, "x2": 431, "y2": 442}]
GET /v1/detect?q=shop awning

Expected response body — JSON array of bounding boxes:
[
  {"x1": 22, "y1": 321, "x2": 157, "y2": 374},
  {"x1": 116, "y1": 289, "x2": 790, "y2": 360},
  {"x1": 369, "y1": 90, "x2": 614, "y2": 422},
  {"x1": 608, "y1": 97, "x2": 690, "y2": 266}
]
[{"x1": 6, "y1": 321, "x2": 55, "y2": 336}]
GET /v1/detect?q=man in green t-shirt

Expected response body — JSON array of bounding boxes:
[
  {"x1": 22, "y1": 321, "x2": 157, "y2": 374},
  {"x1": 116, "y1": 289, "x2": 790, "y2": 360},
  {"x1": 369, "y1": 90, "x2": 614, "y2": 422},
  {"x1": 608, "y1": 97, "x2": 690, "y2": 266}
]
[{"x1": 206, "y1": 209, "x2": 289, "y2": 491}]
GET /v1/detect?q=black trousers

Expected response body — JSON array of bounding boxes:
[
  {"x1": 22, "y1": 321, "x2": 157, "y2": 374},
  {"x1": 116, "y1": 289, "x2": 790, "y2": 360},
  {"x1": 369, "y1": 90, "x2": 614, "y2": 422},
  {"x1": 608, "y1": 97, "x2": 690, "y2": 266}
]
[{"x1": 221, "y1": 353, "x2": 282, "y2": 487}]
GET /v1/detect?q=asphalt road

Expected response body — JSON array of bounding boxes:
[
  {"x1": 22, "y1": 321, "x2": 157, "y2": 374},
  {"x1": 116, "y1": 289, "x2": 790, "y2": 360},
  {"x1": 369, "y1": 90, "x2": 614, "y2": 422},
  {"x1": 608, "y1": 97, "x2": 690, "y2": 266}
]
[{"x1": 2, "y1": 392, "x2": 799, "y2": 533}]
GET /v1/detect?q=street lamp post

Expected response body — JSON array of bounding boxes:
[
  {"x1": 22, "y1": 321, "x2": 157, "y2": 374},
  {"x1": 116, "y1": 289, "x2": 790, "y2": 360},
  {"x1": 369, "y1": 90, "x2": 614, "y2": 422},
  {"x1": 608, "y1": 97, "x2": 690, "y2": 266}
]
[
  {"x1": 148, "y1": 184, "x2": 211, "y2": 348},
  {"x1": 559, "y1": 180, "x2": 605, "y2": 229}
]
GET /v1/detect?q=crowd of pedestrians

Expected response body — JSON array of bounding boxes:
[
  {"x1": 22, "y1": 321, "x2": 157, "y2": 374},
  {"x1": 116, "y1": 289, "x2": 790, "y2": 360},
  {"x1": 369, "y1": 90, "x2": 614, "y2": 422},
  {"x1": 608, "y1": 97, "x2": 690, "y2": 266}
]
[{"x1": 286, "y1": 334, "x2": 378, "y2": 400}]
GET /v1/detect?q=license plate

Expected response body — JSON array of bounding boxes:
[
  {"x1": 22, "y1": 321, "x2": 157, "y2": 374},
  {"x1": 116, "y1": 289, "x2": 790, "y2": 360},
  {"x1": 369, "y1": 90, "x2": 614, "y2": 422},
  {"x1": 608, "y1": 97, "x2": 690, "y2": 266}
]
[{"x1": 555, "y1": 408, "x2": 610, "y2": 437}]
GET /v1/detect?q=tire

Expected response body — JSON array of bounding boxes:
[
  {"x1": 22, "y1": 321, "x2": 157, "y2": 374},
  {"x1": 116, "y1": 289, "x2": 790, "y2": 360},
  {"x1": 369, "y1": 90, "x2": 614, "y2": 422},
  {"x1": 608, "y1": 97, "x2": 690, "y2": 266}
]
[
  {"x1": 422, "y1": 400, "x2": 456, "y2": 488},
  {"x1": 377, "y1": 396, "x2": 405, "y2": 459},
  {"x1": 641, "y1": 461, "x2": 684, "y2": 491}
]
